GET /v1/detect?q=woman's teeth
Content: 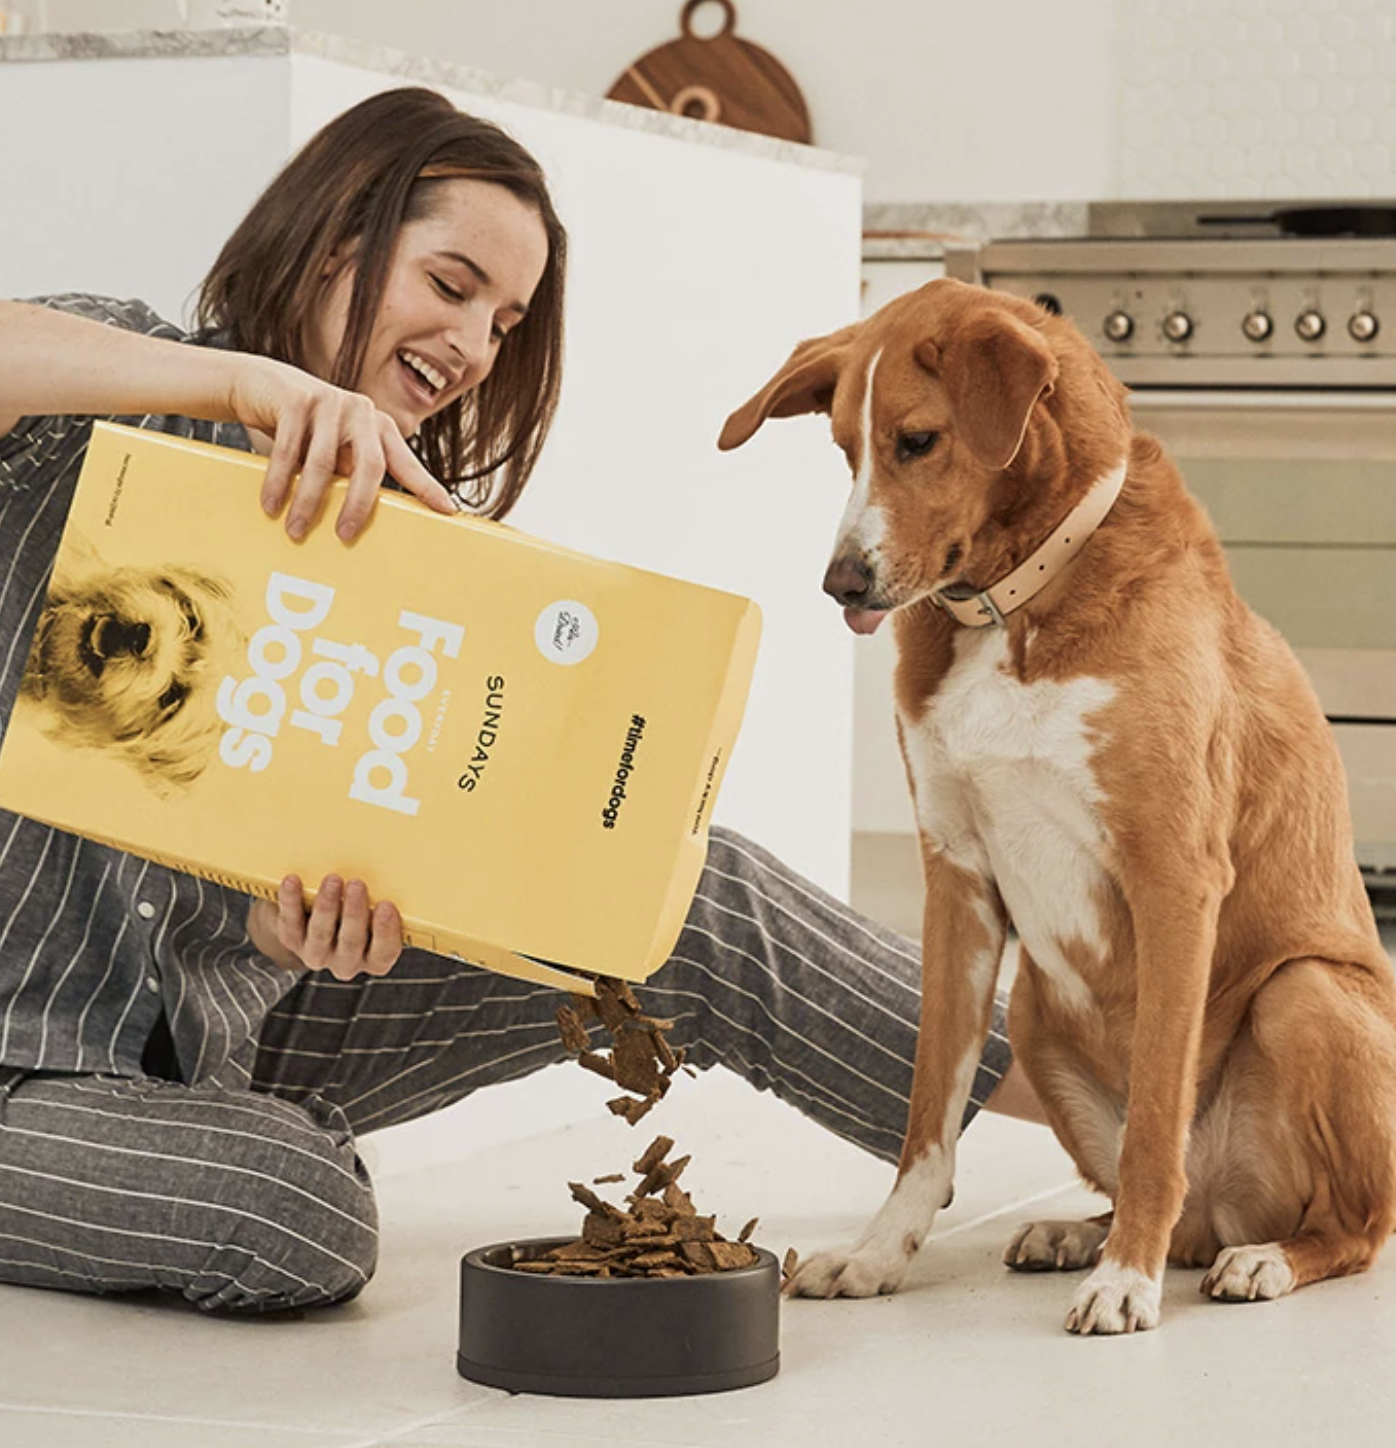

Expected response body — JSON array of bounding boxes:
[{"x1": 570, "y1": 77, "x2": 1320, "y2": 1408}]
[{"x1": 399, "y1": 350, "x2": 447, "y2": 394}]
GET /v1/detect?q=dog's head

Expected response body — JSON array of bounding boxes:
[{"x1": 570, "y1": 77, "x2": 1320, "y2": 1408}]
[
  {"x1": 21, "y1": 543, "x2": 242, "y2": 792},
  {"x1": 719, "y1": 278, "x2": 1132, "y2": 633}
]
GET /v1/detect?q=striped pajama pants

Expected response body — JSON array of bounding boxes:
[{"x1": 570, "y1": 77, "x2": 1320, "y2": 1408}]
[{"x1": 0, "y1": 827, "x2": 1012, "y2": 1313}]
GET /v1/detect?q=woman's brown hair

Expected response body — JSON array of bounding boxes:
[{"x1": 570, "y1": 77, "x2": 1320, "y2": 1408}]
[{"x1": 198, "y1": 87, "x2": 566, "y2": 519}]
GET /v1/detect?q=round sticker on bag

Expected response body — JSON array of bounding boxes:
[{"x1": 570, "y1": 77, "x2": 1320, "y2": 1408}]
[{"x1": 535, "y1": 600, "x2": 599, "y2": 665}]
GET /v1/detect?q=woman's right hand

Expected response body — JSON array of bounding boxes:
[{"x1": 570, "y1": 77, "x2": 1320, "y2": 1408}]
[{"x1": 225, "y1": 354, "x2": 458, "y2": 542}]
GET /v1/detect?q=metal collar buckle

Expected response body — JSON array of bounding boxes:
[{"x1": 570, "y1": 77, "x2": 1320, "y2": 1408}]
[
  {"x1": 935, "y1": 588, "x2": 1006, "y2": 627},
  {"x1": 971, "y1": 590, "x2": 1007, "y2": 627}
]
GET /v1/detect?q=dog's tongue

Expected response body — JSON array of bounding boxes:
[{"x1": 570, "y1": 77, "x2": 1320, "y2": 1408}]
[{"x1": 843, "y1": 607, "x2": 888, "y2": 636}]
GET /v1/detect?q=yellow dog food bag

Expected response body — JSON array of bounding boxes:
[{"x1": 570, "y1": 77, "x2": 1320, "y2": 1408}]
[{"x1": 0, "y1": 423, "x2": 761, "y2": 993}]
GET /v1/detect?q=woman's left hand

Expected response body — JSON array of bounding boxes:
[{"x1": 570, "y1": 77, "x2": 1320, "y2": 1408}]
[{"x1": 248, "y1": 874, "x2": 403, "y2": 979}]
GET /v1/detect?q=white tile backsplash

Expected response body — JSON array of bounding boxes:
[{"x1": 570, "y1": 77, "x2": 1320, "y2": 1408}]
[{"x1": 1118, "y1": 0, "x2": 1396, "y2": 198}]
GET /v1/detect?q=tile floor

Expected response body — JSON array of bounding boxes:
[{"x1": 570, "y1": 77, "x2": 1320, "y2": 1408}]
[{"x1": 2, "y1": 833, "x2": 1395, "y2": 1448}]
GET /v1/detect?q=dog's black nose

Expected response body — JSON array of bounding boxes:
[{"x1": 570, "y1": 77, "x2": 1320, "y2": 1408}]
[
  {"x1": 823, "y1": 555, "x2": 875, "y2": 608},
  {"x1": 93, "y1": 617, "x2": 151, "y2": 660}
]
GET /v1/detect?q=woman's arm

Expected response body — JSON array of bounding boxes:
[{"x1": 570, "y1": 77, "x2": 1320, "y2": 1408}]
[
  {"x1": 0, "y1": 300, "x2": 457, "y2": 539},
  {"x1": 0, "y1": 299, "x2": 243, "y2": 436}
]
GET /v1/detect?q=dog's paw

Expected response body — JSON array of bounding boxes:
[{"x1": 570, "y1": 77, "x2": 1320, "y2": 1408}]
[
  {"x1": 1004, "y1": 1218, "x2": 1109, "y2": 1272},
  {"x1": 784, "y1": 1243, "x2": 914, "y2": 1299},
  {"x1": 1064, "y1": 1260, "x2": 1162, "y2": 1335},
  {"x1": 1200, "y1": 1244, "x2": 1296, "y2": 1303}
]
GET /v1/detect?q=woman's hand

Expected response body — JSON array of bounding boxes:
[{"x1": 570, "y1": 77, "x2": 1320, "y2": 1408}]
[
  {"x1": 247, "y1": 874, "x2": 403, "y2": 980},
  {"x1": 226, "y1": 354, "x2": 458, "y2": 542}
]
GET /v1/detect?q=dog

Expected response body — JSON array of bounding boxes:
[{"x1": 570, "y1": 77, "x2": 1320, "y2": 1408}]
[
  {"x1": 19, "y1": 534, "x2": 241, "y2": 792},
  {"x1": 719, "y1": 277, "x2": 1396, "y2": 1334}
]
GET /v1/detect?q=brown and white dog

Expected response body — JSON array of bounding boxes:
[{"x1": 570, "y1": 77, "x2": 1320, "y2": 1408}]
[{"x1": 719, "y1": 278, "x2": 1396, "y2": 1334}]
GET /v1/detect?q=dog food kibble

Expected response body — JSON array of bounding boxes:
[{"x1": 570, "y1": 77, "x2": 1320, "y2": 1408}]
[
  {"x1": 533, "y1": 976, "x2": 781, "y2": 1278},
  {"x1": 554, "y1": 977, "x2": 691, "y2": 1127},
  {"x1": 507, "y1": 1135, "x2": 760, "y2": 1278}
]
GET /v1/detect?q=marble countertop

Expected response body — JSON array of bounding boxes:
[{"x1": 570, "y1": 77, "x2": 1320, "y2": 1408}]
[{"x1": 861, "y1": 201, "x2": 1090, "y2": 259}]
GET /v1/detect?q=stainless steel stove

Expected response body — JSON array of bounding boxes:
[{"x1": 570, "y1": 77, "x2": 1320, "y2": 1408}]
[
  {"x1": 947, "y1": 201, "x2": 1396, "y2": 907},
  {"x1": 946, "y1": 200, "x2": 1396, "y2": 389}
]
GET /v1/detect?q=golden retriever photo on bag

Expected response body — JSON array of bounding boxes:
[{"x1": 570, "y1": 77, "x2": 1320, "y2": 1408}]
[{"x1": 18, "y1": 532, "x2": 242, "y2": 792}]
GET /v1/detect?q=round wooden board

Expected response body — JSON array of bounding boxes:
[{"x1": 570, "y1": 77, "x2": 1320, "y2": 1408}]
[{"x1": 606, "y1": 0, "x2": 812, "y2": 145}]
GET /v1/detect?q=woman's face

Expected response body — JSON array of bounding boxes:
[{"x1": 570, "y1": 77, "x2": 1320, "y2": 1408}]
[{"x1": 308, "y1": 177, "x2": 550, "y2": 436}]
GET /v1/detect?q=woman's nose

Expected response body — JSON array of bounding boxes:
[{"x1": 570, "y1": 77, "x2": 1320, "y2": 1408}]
[{"x1": 445, "y1": 304, "x2": 494, "y2": 379}]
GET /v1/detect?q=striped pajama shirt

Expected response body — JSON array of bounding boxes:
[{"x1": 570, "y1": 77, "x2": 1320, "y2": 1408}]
[{"x1": 0, "y1": 296, "x2": 1013, "y2": 1313}]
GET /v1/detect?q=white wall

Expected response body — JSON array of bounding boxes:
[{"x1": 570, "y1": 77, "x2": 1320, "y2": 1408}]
[
  {"x1": 31, "y1": 1, "x2": 1396, "y2": 200},
  {"x1": 0, "y1": 53, "x2": 291, "y2": 323},
  {"x1": 289, "y1": 0, "x2": 1119, "y2": 204}
]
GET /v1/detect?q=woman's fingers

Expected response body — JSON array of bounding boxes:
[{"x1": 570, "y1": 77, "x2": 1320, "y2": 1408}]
[
  {"x1": 261, "y1": 399, "x2": 309, "y2": 520},
  {"x1": 274, "y1": 873, "x2": 402, "y2": 980},
  {"x1": 366, "y1": 901, "x2": 404, "y2": 975},
  {"x1": 332, "y1": 403, "x2": 393, "y2": 541},
  {"x1": 382, "y1": 424, "x2": 458, "y2": 515},
  {"x1": 236, "y1": 358, "x2": 456, "y2": 543},
  {"x1": 302, "y1": 874, "x2": 344, "y2": 966}
]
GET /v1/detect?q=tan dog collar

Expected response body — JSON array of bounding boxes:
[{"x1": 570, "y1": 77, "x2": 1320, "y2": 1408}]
[{"x1": 933, "y1": 460, "x2": 1128, "y2": 628}]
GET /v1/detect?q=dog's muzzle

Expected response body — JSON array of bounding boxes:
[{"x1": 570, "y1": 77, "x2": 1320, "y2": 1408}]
[
  {"x1": 823, "y1": 555, "x2": 891, "y2": 635},
  {"x1": 85, "y1": 615, "x2": 152, "y2": 669}
]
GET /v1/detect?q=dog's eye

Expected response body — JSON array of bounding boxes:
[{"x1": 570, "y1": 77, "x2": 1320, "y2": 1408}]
[
  {"x1": 157, "y1": 681, "x2": 189, "y2": 717},
  {"x1": 897, "y1": 431, "x2": 939, "y2": 461}
]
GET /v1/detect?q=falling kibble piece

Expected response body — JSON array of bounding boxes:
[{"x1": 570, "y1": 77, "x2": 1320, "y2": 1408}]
[{"x1": 556, "y1": 978, "x2": 685, "y2": 1122}]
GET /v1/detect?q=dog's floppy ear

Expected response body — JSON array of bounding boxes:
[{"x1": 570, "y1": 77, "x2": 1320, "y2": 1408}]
[
  {"x1": 923, "y1": 309, "x2": 1058, "y2": 471},
  {"x1": 717, "y1": 330, "x2": 853, "y2": 450}
]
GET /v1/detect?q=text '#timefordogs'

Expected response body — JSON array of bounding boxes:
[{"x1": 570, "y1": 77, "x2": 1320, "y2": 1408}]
[
  {"x1": 214, "y1": 571, "x2": 463, "y2": 818},
  {"x1": 601, "y1": 714, "x2": 646, "y2": 830}
]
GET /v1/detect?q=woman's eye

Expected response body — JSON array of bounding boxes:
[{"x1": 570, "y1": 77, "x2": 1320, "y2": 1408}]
[
  {"x1": 430, "y1": 274, "x2": 465, "y2": 302},
  {"x1": 897, "y1": 430, "x2": 939, "y2": 461}
]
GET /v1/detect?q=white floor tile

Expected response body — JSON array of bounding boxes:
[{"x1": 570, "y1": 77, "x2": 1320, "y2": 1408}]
[
  {"x1": 5, "y1": 1066, "x2": 1396, "y2": 1448},
  {"x1": 2, "y1": 846, "x2": 1393, "y2": 1448}
]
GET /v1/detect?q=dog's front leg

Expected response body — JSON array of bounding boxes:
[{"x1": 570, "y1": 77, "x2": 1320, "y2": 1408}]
[
  {"x1": 1065, "y1": 869, "x2": 1222, "y2": 1335},
  {"x1": 788, "y1": 851, "x2": 1007, "y2": 1298}
]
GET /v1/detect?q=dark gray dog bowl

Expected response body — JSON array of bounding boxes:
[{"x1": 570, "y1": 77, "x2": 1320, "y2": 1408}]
[{"x1": 458, "y1": 1236, "x2": 780, "y2": 1397}]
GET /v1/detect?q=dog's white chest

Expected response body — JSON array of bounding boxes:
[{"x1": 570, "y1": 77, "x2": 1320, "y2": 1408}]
[{"x1": 901, "y1": 629, "x2": 1116, "y2": 1011}]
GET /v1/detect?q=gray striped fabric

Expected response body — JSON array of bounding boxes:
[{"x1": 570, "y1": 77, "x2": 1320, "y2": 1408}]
[
  {"x1": 0, "y1": 826, "x2": 1011, "y2": 1312},
  {"x1": 0, "y1": 295, "x2": 1013, "y2": 1314}
]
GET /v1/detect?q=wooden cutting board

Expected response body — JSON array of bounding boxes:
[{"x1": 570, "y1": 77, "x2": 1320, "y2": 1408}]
[{"x1": 606, "y1": 1, "x2": 813, "y2": 145}]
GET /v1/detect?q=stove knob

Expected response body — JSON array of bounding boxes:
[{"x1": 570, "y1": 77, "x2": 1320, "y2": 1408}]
[
  {"x1": 1162, "y1": 310, "x2": 1194, "y2": 343},
  {"x1": 1103, "y1": 310, "x2": 1134, "y2": 343},
  {"x1": 1295, "y1": 309, "x2": 1327, "y2": 342},
  {"x1": 1242, "y1": 310, "x2": 1273, "y2": 342},
  {"x1": 1349, "y1": 310, "x2": 1380, "y2": 343}
]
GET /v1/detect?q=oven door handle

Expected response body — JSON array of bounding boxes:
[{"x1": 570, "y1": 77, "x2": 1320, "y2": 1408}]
[{"x1": 1127, "y1": 389, "x2": 1396, "y2": 412}]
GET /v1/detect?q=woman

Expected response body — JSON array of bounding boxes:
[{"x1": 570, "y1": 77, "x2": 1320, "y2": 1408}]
[{"x1": 0, "y1": 87, "x2": 1030, "y2": 1313}]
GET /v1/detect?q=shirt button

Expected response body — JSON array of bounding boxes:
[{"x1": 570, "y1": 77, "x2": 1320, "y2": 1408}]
[
  {"x1": 136, "y1": 901, "x2": 156, "y2": 920},
  {"x1": 146, "y1": 976, "x2": 160, "y2": 994}
]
